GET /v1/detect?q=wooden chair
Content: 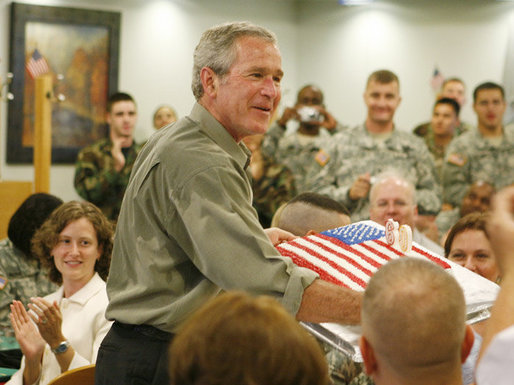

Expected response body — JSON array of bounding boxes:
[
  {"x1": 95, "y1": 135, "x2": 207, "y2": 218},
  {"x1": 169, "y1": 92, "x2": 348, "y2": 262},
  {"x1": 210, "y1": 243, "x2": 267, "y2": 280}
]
[{"x1": 47, "y1": 364, "x2": 95, "y2": 385}]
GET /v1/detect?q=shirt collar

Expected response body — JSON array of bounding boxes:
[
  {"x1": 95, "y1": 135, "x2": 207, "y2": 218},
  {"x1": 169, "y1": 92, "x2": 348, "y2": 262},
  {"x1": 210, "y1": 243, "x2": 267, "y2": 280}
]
[
  {"x1": 54, "y1": 272, "x2": 104, "y2": 305},
  {"x1": 189, "y1": 103, "x2": 251, "y2": 170}
]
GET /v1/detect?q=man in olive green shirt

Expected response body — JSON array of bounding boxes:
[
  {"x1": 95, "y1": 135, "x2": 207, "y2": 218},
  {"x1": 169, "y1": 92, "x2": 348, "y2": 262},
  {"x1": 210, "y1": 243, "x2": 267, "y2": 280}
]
[{"x1": 95, "y1": 22, "x2": 362, "y2": 385}]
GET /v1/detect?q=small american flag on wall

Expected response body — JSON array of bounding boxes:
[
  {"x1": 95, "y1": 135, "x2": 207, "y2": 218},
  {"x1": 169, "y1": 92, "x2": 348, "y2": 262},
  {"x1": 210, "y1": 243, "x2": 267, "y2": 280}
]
[
  {"x1": 430, "y1": 66, "x2": 445, "y2": 92},
  {"x1": 26, "y1": 49, "x2": 50, "y2": 79}
]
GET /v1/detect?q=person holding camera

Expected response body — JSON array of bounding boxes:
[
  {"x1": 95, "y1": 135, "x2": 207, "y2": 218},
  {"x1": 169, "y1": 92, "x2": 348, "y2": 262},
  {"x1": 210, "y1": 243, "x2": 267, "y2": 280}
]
[{"x1": 261, "y1": 84, "x2": 343, "y2": 194}]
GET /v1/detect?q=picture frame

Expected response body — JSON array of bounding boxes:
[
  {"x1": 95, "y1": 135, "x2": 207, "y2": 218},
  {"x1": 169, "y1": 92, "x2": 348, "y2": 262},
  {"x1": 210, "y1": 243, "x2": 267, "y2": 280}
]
[{"x1": 7, "y1": 2, "x2": 120, "y2": 164}]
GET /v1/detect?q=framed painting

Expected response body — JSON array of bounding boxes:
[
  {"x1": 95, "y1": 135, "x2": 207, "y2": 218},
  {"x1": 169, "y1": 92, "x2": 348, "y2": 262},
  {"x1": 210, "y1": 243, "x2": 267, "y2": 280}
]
[{"x1": 7, "y1": 2, "x2": 120, "y2": 164}]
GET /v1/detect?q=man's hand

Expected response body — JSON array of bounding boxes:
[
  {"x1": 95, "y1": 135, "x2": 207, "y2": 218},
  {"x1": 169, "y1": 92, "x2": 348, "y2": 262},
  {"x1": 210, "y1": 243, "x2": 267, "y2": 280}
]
[
  {"x1": 349, "y1": 173, "x2": 371, "y2": 201},
  {"x1": 487, "y1": 186, "x2": 514, "y2": 277},
  {"x1": 317, "y1": 105, "x2": 338, "y2": 131},
  {"x1": 264, "y1": 227, "x2": 296, "y2": 246},
  {"x1": 277, "y1": 107, "x2": 298, "y2": 128},
  {"x1": 111, "y1": 137, "x2": 131, "y2": 172}
]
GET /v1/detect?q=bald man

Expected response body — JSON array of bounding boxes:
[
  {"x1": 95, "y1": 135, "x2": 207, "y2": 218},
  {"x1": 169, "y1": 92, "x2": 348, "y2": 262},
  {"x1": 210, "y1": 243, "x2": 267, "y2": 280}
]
[
  {"x1": 273, "y1": 192, "x2": 351, "y2": 236},
  {"x1": 360, "y1": 258, "x2": 474, "y2": 385},
  {"x1": 369, "y1": 171, "x2": 444, "y2": 255}
]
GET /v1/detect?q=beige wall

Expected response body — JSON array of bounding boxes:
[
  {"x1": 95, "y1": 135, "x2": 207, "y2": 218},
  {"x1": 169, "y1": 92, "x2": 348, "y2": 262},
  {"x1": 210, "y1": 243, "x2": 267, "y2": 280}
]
[{"x1": 0, "y1": 0, "x2": 513, "y2": 203}]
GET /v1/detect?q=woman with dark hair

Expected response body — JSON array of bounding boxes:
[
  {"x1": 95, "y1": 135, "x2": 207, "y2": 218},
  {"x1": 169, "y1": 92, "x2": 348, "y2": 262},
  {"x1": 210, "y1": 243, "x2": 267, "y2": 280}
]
[
  {"x1": 7, "y1": 201, "x2": 113, "y2": 385},
  {"x1": 0, "y1": 193, "x2": 63, "y2": 369},
  {"x1": 444, "y1": 212, "x2": 500, "y2": 283}
]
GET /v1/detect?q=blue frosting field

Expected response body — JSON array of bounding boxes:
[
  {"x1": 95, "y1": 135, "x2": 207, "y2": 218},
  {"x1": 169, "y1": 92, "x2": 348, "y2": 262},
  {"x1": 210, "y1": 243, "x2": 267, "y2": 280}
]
[{"x1": 321, "y1": 223, "x2": 385, "y2": 245}]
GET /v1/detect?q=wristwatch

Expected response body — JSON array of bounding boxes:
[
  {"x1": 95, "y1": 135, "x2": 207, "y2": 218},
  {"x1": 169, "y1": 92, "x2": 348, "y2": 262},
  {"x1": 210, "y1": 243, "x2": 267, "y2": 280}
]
[{"x1": 51, "y1": 340, "x2": 70, "y2": 354}]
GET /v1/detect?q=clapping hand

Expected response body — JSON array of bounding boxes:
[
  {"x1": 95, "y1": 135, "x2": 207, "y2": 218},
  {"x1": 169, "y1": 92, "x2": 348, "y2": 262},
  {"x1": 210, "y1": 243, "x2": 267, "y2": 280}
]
[
  {"x1": 28, "y1": 297, "x2": 65, "y2": 349},
  {"x1": 10, "y1": 300, "x2": 45, "y2": 362}
]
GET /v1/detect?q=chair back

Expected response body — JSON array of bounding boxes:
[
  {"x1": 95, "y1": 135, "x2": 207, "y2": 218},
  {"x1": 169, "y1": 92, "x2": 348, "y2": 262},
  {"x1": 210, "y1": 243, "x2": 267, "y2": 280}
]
[{"x1": 47, "y1": 364, "x2": 95, "y2": 385}]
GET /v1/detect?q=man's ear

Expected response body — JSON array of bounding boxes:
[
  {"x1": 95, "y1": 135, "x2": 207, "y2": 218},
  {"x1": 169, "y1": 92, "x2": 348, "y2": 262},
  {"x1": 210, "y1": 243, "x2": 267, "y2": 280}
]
[
  {"x1": 413, "y1": 204, "x2": 419, "y2": 220},
  {"x1": 200, "y1": 67, "x2": 219, "y2": 98},
  {"x1": 360, "y1": 335, "x2": 378, "y2": 375},
  {"x1": 461, "y1": 324, "x2": 475, "y2": 363}
]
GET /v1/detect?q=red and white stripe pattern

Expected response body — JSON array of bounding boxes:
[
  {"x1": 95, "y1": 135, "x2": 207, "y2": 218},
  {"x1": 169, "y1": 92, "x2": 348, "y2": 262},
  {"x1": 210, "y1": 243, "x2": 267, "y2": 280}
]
[
  {"x1": 277, "y1": 221, "x2": 450, "y2": 291},
  {"x1": 26, "y1": 49, "x2": 50, "y2": 79}
]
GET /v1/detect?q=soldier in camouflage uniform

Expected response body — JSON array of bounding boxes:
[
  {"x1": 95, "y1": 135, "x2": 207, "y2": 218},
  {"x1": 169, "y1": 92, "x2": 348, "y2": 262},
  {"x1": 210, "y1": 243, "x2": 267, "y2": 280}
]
[
  {"x1": 242, "y1": 134, "x2": 296, "y2": 228},
  {"x1": 313, "y1": 70, "x2": 441, "y2": 222},
  {"x1": 0, "y1": 193, "x2": 61, "y2": 368},
  {"x1": 0, "y1": 240, "x2": 58, "y2": 335},
  {"x1": 325, "y1": 347, "x2": 374, "y2": 385},
  {"x1": 419, "y1": 98, "x2": 461, "y2": 183},
  {"x1": 442, "y1": 82, "x2": 514, "y2": 208},
  {"x1": 261, "y1": 85, "x2": 344, "y2": 193},
  {"x1": 413, "y1": 77, "x2": 472, "y2": 139},
  {"x1": 74, "y1": 92, "x2": 143, "y2": 222},
  {"x1": 436, "y1": 181, "x2": 495, "y2": 241}
]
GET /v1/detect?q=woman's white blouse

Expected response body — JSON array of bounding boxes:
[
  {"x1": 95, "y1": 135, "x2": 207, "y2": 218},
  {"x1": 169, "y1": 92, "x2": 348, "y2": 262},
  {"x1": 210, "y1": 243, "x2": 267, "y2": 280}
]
[{"x1": 7, "y1": 273, "x2": 112, "y2": 385}]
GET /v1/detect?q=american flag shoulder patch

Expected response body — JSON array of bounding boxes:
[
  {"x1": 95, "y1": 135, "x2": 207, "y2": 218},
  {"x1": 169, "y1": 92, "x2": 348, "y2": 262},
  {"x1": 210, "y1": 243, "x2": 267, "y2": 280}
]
[
  {"x1": 314, "y1": 149, "x2": 330, "y2": 166},
  {"x1": 0, "y1": 276, "x2": 8, "y2": 290}
]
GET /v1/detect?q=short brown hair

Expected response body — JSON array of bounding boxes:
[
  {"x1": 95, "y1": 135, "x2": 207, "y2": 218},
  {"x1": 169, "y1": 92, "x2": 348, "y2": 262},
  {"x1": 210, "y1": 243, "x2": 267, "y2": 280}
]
[
  {"x1": 362, "y1": 258, "x2": 466, "y2": 377},
  {"x1": 32, "y1": 201, "x2": 113, "y2": 284},
  {"x1": 169, "y1": 291, "x2": 330, "y2": 385},
  {"x1": 444, "y1": 212, "x2": 490, "y2": 258},
  {"x1": 442, "y1": 77, "x2": 464, "y2": 90},
  {"x1": 366, "y1": 69, "x2": 399, "y2": 89},
  {"x1": 473, "y1": 82, "x2": 505, "y2": 103},
  {"x1": 106, "y1": 92, "x2": 135, "y2": 113}
]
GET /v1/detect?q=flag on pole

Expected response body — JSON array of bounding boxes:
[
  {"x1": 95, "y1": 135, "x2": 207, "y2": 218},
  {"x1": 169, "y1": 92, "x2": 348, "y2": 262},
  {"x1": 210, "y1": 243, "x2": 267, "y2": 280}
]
[
  {"x1": 430, "y1": 66, "x2": 445, "y2": 91},
  {"x1": 26, "y1": 49, "x2": 50, "y2": 79}
]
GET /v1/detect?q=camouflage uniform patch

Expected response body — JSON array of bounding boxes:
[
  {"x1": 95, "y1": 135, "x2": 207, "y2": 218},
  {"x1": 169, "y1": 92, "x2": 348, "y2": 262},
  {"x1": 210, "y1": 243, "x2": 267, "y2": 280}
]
[
  {"x1": 261, "y1": 123, "x2": 332, "y2": 194},
  {"x1": 435, "y1": 208, "x2": 460, "y2": 240},
  {"x1": 74, "y1": 137, "x2": 142, "y2": 221},
  {"x1": 442, "y1": 125, "x2": 514, "y2": 207},
  {"x1": 251, "y1": 154, "x2": 296, "y2": 228},
  {"x1": 326, "y1": 348, "x2": 365, "y2": 385},
  {"x1": 348, "y1": 373, "x2": 375, "y2": 385},
  {"x1": 0, "y1": 238, "x2": 57, "y2": 336},
  {"x1": 311, "y1": 124, "x2": 442, "y2": 222}
]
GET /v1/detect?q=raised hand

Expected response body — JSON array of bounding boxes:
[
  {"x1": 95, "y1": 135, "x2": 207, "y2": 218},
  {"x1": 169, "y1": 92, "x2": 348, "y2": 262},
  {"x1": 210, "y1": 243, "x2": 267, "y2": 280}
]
[
  {"x1": 10, "y1": 300, "x2": 45, "y2": 361},
  {"x1": 349, "y1": 173, "x2": 372, "y2": 201},
  {"x1": 487, "y1": 185, "x2": 514, "y2": 277},
  {"x1": 110, "y1": 137, "x2": 127, "y2": 172},
  {"x1": 28, "y1": 297, "x2": 65, "y2": 349}
]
